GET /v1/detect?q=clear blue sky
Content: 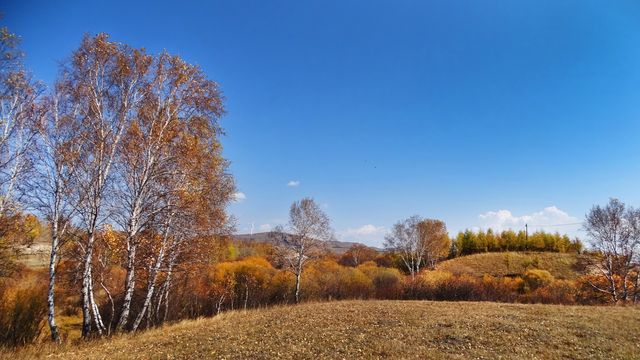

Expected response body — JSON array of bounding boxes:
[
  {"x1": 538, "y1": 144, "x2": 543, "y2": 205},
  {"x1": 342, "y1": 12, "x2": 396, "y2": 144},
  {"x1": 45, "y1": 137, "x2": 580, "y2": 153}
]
[{"x1": 5, "y1": 0, "x2": 640, "y2": 246}]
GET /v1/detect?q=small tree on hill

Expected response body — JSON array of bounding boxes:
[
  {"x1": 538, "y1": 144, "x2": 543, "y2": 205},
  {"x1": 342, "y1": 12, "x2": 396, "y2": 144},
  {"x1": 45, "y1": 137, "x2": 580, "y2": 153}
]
[
  {"x1": 384, "y1": 216, "x2": 450, "y2": 278},
  {"x1": 272, "y1": 198, "x2": 333, "y2": 303},
  {"x1": 584, "y1": 198, "x2": 640, "y2": 303}
]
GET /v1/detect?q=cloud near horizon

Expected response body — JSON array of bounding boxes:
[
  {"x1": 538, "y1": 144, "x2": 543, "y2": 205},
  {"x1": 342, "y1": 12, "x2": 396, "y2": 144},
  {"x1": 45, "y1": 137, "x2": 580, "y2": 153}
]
[
  {"x1": 477, "y1": 206, "x2": 580, "y2": 234},
  {"x1": 339, "y1": 224, "x2": 387, "y2": 247}
]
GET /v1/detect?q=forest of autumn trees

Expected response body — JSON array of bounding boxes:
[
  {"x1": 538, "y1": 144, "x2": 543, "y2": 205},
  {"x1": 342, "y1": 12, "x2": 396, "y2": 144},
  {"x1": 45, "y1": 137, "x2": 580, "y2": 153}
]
[{"x1": 0, "y1": 21, "x2": 638, "y2": 349}]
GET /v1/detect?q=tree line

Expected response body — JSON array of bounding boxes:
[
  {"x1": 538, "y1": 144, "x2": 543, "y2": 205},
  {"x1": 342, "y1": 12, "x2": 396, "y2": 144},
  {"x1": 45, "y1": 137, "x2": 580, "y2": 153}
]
[{"x1": 452, "y1": 229, "x2": 583, "y2": 256}]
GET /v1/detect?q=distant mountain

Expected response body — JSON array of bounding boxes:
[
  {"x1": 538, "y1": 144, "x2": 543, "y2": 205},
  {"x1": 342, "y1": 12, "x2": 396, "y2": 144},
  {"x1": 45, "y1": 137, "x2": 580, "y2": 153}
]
[{"x1": 232, "y1": 232, "x2": 380, "y2": 254}]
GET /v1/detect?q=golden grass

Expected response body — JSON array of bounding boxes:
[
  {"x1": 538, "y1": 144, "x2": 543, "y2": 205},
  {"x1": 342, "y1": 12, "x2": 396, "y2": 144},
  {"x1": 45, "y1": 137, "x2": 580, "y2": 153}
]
[
  {"x1": 438, "y1": 252, "x2": 588, "y2": 280},
  {"x1": 5, "y1": 300, "x2": 639, "y2": 359}
]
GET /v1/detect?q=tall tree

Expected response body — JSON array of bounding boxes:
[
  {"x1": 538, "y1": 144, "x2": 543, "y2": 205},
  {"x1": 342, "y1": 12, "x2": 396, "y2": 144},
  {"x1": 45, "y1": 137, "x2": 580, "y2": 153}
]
[
  {"x1": 112, "y1": 51, "x2": 226, "y2": 332},
  {"x1": 272, "y1": 198, "x2": 333, "y2": 303},
  {"x1": 584, "y1": 198, "x2": 640, "y2": 303},
  {"x1": 27, "y1": 87, "x2": 82, "y2": 342},
  {"x1": 0, "y1": 25, "x2": 40, "y2": 216},
  {"x1": 384, "y1": 216, "x2": 449, "y2": 278},
  {"x1": 417, "y1": 219, "x2": 450, "y2": 268},
  {"x1": 58, "y1": 34, "x2": 150, "y2": 337}
]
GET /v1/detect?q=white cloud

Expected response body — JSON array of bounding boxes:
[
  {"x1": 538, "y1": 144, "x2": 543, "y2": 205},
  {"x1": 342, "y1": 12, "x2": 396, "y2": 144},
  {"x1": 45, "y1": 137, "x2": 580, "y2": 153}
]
[
  {"x1": 339, "y1": 224, "x2": 388, "y2": 247},
  {"x1": 477, "y1": 206, "x2": 580, "y2": 233},
  {"x1": 346, "y1": 224, "x2": 386, "y2": 236},
  {"x1": 232, "y1": 192, "x2": 246, "y2": 202},
  {"x1": 287, "y1": 180, "x2": 300, "y2": 187},
  {"x1": 259, "y1": 224, "x2": 272, "y2": 232}
]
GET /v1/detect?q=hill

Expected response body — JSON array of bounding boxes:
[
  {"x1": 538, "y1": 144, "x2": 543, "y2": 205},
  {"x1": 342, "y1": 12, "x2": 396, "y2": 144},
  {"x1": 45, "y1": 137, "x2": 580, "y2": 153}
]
[
  {"x1": 233, "y1": 232, "x2": 379, "y2": 254},
  {"x1": 437, "y1": 252, "x2": 590, "y2": 280},
  {"x1": 9, "y1": 300, "x2": 639, "y2": 359}
]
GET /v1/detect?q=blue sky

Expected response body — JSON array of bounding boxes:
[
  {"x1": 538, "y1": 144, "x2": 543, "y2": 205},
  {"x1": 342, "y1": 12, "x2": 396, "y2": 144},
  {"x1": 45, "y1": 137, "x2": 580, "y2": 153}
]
[{"x1": 5, "y1": 1, "x2": 640, "y2": 246}]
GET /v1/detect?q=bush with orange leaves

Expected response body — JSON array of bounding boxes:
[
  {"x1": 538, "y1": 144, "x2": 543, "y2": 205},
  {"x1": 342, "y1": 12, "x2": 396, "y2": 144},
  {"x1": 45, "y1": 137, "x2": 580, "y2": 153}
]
[
  {"x1": 303, "y1": 259, "x2": 374, "y2": 301},
  {"x1": 479, "y1": 275, "x2": 522, "y2": 302},
  {"x1": 357, "y1": 261, "x2": 404, "y2": 299},
  {"x1": 521, "y1": 280, "x2": 577, "y2": 304},
  {"x1": 0, "y1": 268, "x2": 47, "y2": 347},
  {"x1": 575, "y1": 274, "x2": 621, "y2": 305},
  {"x1": 195, "y1": 256, "x2": 293, "y2": 315},
  {"x1": 410, "y1": 270, "x2": 482, "y2": 301}
]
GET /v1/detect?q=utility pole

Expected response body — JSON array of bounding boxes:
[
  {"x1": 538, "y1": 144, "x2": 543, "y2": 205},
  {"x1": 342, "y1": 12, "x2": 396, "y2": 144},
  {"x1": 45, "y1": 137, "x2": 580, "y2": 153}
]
[{"x1": 525, "y1": 223, "x2": 528, "y2": 244}]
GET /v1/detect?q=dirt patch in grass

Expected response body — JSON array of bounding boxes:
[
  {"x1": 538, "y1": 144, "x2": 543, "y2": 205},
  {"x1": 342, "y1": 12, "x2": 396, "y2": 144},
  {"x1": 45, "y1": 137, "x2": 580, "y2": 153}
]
[{"x1": 5, "y1": 300, "x2": 639, "y2": 359}]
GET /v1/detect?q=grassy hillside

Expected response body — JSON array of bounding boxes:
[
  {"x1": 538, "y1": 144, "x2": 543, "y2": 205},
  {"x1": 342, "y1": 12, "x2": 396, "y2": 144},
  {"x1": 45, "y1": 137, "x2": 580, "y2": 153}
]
[
  {"x1": 437, "y1": 252, "x2": 589, "y2": 280},
  {"x1": 7, "y1": 300, "x2": 639, "y2": 359}
]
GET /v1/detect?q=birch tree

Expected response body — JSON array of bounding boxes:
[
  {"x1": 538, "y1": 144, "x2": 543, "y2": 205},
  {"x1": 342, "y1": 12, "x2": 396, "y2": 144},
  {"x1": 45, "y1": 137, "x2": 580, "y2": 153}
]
[
  {"x1": 58, "y1": 34, "x2": 150, "y2": 337},
  {"x1": 417, "y1": 219, "x2": 450, "y2": 268},
  {"x1": 145, "y1": 130, "x2": 235, "y2": 327},
  {"x1": 0, "y1": 26, "x2": 39, "y2": 216},
  {"x1": 112, "y1": 52, "x2": 229, "y2": 331},
  {"x1": 26, "y1": 89, "x2": 82, "y2": 342},
  {"x1": 384, "y1": 216, "x2": 449, "y2": 278},
  {"x1": 272, "y1": 198, "x2": 333, "y2": 303},
  {"x1": 584, "y1": 198, "x2": 640, "y2": 303},
  {"x1": 0, "y1": 25, "x2": 39, "y2": 277},
  {"x1": 384, "y1": 215, "x2": 424, "y2": 279}
]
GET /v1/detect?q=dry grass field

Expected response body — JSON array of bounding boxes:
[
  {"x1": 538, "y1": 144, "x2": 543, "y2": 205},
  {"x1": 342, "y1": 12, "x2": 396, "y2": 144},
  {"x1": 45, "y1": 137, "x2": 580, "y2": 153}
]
[
  {"x1": 6, "y1": 300, "x2": 639, "y2": 359},
  {"x1": 437, "y1": 252, "x2": 589, "y2": 280}
]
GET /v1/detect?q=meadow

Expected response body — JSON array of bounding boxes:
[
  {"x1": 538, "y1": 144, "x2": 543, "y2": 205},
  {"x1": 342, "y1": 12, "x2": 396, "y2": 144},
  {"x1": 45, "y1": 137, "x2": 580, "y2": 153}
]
[{"x1": 6, "y1": 300, "x2": 639, "y2": 359}]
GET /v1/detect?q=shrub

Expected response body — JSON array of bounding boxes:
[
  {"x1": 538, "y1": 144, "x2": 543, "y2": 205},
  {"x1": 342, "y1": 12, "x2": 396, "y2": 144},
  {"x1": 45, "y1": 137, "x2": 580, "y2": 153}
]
[
  {"x1": 358, "y1": 262, "x2": 404, "y2": 299},
  {"x1": 0, "y1": 272, "x2": 47, "y2": 347},
  {"x1": 575, "y1": 274, "x2": 614, "y2": 305},
  {"x1": 522, "y1": 280, "x2": 576, "y2": 304},
  {"x1": 522, "y1": 269, "x2": 554, "y2": 291},
  {"x1": 304, "y1": 259, "x2": 374, "y2": 300},
  {"x1": 479, "y1": 275, "x2": 521, "y2": 302},
  {"x1": 410, "y1": 271, "x2": 481, "y2": 301}
]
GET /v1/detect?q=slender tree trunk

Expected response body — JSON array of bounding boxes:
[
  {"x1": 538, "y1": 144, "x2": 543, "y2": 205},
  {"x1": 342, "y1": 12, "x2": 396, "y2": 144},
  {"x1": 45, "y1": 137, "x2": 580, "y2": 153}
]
[
  {"x1": 216, "y1": 294, "x2": 225, "y2": 315},
  {"x1": 89, "y1": 271, "x2": 105, "y2": 335},
  {"x1": 80, "y1": 231, "x2": 96, "y2": 338},
  {"x1": 131, "y1": 222, "x2": 172, "y2": 331},
  {"x1": 46, "y1": 222, "x2": 60, "y2": 342},
  {"x1": 244, "y1": 284, "x2": 249, "y2": 310},
  {"x1": 115, "y1": 240, "x2": 137, "y2": 331},
  {"x1": 161, "y1": 258, "x2": 176, "y2": 323},
  {"x1": 294, "y1": 270, "x2": 302, "y2": 304},
  {"x1": 131, "y1": 260, "x2": 160, "y2": 331},
  {"x1": 99, "y1": 277, "x2": 115, "y2": 335}
]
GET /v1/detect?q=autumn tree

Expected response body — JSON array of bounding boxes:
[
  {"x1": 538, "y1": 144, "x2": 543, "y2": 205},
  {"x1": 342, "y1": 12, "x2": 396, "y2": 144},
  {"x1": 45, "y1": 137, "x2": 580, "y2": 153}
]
[
  {"x1": 26, "y1": 86, "x2": 84, "y2": 341},
  {"x1": 130, "y1": 123, "x2": 235, "y2": 331},
  {"x1": 384, "y1": 216, "x2": 449, "y2": 278},
  {"x1": 0, "y1": 24, "x2": 40, "y2": 215},
  {"x1": 584, "y1": 198, "x2": 640, "y2": 303},
  {"x1": 339, "y1": 244, "x2": 378, "y2": 267},
  {"x1": 53, "y1": 34, "x2": 151, "y2": 337},
  {"x1": 0, "y1": 24, "x2": 41, "y2": 277},
  {"x1": 272, "y1": 198, "x2": 333, "y2": 303},
  {"x1": 417, "y1": 219, "x2": 450, "y2": 268},
  {"x1": 111, "y1": 49, "x2": 228, "y2": 332}
]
